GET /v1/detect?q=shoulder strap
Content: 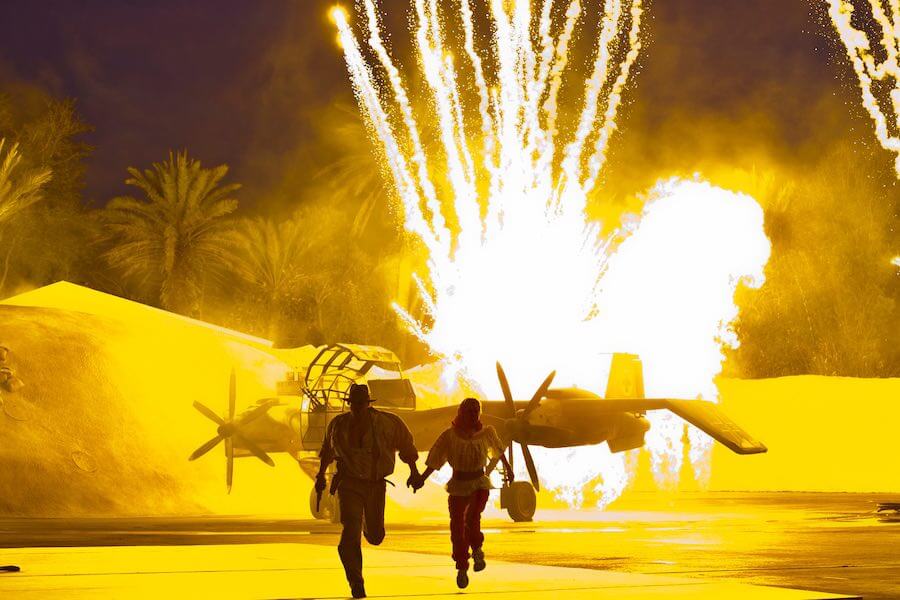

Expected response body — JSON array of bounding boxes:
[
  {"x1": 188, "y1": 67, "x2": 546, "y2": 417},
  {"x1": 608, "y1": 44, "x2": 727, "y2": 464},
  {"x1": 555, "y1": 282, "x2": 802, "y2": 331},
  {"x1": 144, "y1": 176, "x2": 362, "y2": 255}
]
[{"x1": 369, "y1": 409, "x2": 380, "y2": 481}]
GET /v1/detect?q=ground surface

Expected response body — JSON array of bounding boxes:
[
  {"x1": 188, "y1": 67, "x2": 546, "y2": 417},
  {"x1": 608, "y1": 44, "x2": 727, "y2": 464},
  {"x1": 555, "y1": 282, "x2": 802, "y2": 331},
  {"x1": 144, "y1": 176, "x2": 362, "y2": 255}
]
[
  {"x1": 0, "y1": 543, "x2": 855, "y2": 599},
  {"x1": 1, "y1": 492, "x2": 897, "y2": 598}
]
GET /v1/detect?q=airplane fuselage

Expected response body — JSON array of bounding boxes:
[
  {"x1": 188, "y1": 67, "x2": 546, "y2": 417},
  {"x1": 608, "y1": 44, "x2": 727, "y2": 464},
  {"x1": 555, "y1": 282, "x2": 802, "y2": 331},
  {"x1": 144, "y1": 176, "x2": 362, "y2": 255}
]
[
  {"x1": 230, "y1": 395, "x2": 651, "y2": 460},
  {"x1": 187, "y1": 345, "x2": 763, "y2": 523}
]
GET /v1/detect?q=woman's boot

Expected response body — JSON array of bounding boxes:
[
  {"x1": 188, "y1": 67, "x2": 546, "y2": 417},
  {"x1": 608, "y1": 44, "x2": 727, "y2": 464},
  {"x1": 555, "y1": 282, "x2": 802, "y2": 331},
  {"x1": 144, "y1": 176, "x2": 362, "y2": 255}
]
[
  {"x1": 456, "y1": 569, "x2": 469, "y2": 588},
  {"x1": 472, "y1": 547, "x2": 486, "y2": 572}
]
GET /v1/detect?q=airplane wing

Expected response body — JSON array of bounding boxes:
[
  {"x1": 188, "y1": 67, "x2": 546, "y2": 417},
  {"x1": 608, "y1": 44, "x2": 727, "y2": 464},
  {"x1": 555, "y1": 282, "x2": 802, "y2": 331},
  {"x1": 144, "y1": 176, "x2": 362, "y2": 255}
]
[
  {"x1": 584, "y1": 398, "x2": 767, "y2": 455},
  {"x1": 663, "y1": 399, "x2": 767, "y2": 455}
]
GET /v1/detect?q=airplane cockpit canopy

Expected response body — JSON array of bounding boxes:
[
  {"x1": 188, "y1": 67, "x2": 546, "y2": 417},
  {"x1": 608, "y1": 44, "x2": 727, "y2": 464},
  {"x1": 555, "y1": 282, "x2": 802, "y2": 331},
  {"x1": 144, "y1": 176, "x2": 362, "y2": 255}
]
[{"x1": 303, "y1": 343, "x2": 415, "y2": 410}]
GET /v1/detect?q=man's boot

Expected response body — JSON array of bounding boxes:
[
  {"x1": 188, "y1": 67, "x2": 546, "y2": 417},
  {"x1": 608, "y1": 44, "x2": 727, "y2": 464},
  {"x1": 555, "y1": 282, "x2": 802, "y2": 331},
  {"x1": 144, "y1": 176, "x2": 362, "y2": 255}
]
[{"x1": 350, "y1": 581, "x2": 366, "y2": 598}]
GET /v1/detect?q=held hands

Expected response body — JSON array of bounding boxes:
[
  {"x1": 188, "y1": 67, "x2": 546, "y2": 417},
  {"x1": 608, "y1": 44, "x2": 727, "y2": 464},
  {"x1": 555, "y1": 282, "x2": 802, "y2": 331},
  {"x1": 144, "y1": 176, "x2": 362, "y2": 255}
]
[
  {"x1": 408, "y1": 466, "x2": 434, "y2": 493},
  {"x1": 406, "y1": 473, "x2": 425, "y2": 493}
]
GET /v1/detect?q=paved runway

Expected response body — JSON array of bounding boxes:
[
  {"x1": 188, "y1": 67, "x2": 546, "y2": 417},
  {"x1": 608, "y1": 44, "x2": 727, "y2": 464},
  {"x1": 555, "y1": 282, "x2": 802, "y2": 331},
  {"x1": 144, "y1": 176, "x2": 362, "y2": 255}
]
[
  {"x1": 0, "y1": 492, "x2": 896, "y2": 599},
  {"x1": 0, "y1": 543, "x2": 857, "y2": 599}
]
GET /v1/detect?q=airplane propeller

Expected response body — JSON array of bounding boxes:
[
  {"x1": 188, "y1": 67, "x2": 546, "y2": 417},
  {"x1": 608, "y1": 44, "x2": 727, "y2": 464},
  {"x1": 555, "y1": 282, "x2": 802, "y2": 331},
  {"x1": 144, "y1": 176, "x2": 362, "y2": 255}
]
[
  {"x1": 487, "y1": 363, "x2": 556, "y2": 492},
  {"x1": 188, "y1": 368, "x2": 276, "y2": 493}
]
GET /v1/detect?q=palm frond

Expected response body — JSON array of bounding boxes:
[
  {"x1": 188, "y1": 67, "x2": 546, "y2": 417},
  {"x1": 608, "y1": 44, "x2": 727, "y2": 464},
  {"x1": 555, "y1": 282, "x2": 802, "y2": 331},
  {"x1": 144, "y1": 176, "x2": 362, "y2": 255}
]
[
  {"x1": 232, "y1": 214, "x2": 311, "y2": 301},
  {"x1": 0, "y1": 138, "x2": 52, "y2": 225},
  {"x1": 100, "y1": 150, "x2": 241, "y2": 313}
]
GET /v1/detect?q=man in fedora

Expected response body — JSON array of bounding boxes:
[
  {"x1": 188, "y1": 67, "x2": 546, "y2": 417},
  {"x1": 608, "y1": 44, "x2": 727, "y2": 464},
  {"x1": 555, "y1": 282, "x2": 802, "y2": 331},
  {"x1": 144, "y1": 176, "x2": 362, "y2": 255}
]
[{"x1": 316, "y1": 382, "x2": 422, "y2": 598}]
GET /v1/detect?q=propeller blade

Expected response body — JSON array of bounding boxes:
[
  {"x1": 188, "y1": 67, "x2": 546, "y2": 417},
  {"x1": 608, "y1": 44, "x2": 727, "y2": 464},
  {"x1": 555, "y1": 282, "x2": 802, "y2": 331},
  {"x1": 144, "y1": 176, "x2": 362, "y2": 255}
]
[
  {"x1": 189, "y1": 435, "x2": 224, "y2": 461},
  {"x1": 193, "y1": 401, "x2": 224, "y2": 426},
  {"x1": 523, "y1": 370, "x2": 556, "y2": 419},
  {"x1": 235, "y1": 433, "x2": 275, "y2": 467},
  {"x1": 239, "y1": 399, "x2": 277, "y2": 426},
  {"x1": 520, "y1": 443, "x2": 541, "y2": 492},
  {"x1": 496, "y1": 362, "x2": 515, "y2": 418},
  {"x1": 228, "y1": 368, "x2": 236, "y2": 422},
  {"x1": 225, "y1": 438, "x2": 234, "y2": 494},
  {"x1": 481, "y1": 413, "x2": 507, "y2": 431}
]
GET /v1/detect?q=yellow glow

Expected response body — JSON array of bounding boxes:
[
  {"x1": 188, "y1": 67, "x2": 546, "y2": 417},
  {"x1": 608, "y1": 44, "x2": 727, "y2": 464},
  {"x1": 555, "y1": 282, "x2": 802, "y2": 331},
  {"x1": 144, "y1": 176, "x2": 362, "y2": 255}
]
[
  {"x1": 329, "y1": 5, "x2": 348, "y2": 25},
  {"x1": 710, "y1": 376, "x2": 900, "y2": 492},
  {"x1": 8, "y1": 283, "x2": 900, "y2": 521},
  {"x1": 334, "y1": 3, "x2": 769, "y2": 507},
  {"x1": 826, "y1": 0, "x2": 900, "y2": 176},
  {"x1": 892, "y1": 255, "x2": 900, "y2": 268}
]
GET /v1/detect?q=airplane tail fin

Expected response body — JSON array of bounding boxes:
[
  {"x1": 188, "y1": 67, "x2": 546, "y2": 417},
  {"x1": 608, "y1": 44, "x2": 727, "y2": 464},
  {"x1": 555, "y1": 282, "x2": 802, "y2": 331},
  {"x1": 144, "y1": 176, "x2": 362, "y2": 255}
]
[
  {"x1": 664, "y1": 399, "x2": 767, "y2": 455},
  {"x1": 605, "y1": 353, "x2": 645, "y2": 399},
  {"x1": 602, "y1": 354, "x2": 766, "y2": 455}
]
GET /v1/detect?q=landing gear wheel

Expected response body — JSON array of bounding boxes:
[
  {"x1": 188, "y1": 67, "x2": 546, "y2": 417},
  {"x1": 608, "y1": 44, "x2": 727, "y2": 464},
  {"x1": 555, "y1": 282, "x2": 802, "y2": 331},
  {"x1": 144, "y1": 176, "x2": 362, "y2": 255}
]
[
  {"x1": 310, "y1": 486, "x2": 336, "y2": 521},
  {"x1": 503, "y1": 481, "x2": 537, "y2": 522}
]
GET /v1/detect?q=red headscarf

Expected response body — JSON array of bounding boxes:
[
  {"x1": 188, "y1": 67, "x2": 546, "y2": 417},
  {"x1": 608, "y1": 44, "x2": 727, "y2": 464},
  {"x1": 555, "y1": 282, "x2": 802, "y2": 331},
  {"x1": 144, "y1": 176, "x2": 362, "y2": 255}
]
[{"x1": 451, "y1": 397, "x2": 483, "y2": 437}]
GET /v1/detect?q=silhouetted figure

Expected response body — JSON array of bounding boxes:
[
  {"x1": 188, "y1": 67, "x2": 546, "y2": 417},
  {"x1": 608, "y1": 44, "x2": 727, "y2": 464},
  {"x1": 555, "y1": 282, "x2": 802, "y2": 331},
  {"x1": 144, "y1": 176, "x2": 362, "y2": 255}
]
[
  {"x1": 415, "y1": 397, "x2": 512, "y2": 589},
  {"x1": 316, "y1": 383, "x2": 421, "y2": 599}
]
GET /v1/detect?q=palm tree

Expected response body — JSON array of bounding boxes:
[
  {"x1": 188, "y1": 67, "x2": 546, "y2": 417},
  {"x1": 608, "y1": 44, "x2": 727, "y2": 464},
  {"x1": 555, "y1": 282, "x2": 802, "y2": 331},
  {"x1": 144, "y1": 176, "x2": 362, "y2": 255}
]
[
  {"x1": 0, "y1": 138, "x2": 52, "y2": 291},
  {"x1": 234, "y1": 215, "x2": 311, "y2": 339},
  {"x1": 101, "y1": 151, "x2": 240, "y2": 314},
  {"x1": 0, "y1": 138, "x2": 52, "y2": 226}
]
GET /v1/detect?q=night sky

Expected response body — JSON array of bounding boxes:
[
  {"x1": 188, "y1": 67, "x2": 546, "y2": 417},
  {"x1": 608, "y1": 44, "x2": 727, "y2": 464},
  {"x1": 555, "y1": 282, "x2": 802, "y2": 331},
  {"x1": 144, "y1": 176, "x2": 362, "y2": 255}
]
[
  {"x1": 0, "y1": 0, "x2": 893, "y2": 207},
  {"x1": 0, "y1": 0, "x2": 348, "y2": 205}
]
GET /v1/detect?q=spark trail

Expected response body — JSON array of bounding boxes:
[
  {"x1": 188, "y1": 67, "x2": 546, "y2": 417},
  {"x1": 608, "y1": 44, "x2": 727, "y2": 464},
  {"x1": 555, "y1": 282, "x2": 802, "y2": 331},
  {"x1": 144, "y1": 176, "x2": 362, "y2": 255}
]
[
  {"x1": 827, "y1": 0, "x2": 900, "y2": 176},
  {"x1": 332, "y1": 0, "x2": 643, "y2": 386},
  {"x1": 332, "y1": 1, "x2": 769, "y2": 506}
]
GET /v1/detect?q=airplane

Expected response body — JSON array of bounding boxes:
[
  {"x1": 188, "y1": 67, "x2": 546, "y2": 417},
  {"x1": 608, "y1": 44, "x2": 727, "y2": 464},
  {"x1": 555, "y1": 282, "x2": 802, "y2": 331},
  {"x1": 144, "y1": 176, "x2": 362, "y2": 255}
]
[{"x1": 188, "y1": 343, "x2": 767, "y2": 522}]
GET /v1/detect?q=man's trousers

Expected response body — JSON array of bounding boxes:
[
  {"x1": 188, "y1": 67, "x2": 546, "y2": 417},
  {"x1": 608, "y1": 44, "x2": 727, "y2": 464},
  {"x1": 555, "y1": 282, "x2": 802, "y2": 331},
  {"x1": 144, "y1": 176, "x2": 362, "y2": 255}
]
[{"x1": 337, "y1": 478, "x2": 386, "y2": 587}]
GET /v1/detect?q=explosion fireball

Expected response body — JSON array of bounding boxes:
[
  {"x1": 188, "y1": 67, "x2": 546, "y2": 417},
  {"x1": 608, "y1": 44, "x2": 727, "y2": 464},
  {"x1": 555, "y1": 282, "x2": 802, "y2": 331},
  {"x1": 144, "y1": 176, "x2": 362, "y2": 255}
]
[{"x1": 333, "y1": 1, "x2": 770, "y2": 507}]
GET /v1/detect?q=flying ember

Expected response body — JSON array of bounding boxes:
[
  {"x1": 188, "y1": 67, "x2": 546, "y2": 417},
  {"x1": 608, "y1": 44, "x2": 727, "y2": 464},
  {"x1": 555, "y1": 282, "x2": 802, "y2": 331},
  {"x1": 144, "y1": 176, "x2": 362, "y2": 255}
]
[{"x1": 332, "y1": 1, "x2": 770, "y2": 506}]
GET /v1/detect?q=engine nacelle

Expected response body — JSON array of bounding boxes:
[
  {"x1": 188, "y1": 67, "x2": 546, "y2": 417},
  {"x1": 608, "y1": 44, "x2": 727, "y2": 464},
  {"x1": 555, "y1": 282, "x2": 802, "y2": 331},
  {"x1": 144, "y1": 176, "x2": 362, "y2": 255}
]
[
  {"x1": 505, "y1": 418, "x2": 578, "y2": 447},
  {"x1": 608, "y1": 433, "x2": 645, "y2": 453},
  {"x1": 607, "y1": 413, "x2": 649, "y2": 453}
]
